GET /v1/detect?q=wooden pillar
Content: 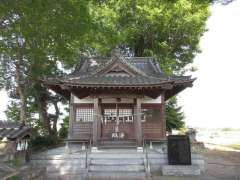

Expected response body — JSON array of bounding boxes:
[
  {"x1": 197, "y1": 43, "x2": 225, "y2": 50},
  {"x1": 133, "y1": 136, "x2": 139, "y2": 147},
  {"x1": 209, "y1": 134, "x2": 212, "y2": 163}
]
[
  {"x1": 134, "y1": 98, "x2": 143, "y2": 146},
  {"x1": 160, "y1": 92, "x2": 167, "y2": 139},
  {"x1": 68, "y1": 93, "x2": 74, "y2": 139},
  {"x1": 93, "y1": 98, "x2": 100, "y2": 146},
  {"x1": 97, "y1": 99, "x2": 102, "y2": 139}
]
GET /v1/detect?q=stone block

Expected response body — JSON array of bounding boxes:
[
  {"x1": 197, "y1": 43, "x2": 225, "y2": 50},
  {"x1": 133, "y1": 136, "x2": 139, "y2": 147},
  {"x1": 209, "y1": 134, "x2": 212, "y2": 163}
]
[{"x1": 162, "y1": 165, "x2": 201, "y2": 176}]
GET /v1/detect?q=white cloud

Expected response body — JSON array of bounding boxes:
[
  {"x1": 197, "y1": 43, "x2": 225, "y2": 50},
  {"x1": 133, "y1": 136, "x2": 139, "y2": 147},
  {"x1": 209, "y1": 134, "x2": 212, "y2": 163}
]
[{"x1": 179, "y1": 1, "x2": 240, "y2": 128}]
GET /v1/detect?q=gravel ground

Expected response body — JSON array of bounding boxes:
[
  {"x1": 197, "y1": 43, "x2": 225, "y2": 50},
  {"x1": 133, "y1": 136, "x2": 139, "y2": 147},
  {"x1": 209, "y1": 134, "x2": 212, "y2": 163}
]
[{"x1": 151, "y1": 147, "x2": 240, "y2": 180}]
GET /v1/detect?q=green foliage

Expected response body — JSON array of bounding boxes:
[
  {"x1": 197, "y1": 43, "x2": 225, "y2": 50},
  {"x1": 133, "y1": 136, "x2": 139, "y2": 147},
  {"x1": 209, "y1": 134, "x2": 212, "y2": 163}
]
[
  {"x1": 89, "y1": 0, "x2": 210, "y2": 74},
  {"x1": 87, "y1": 1, "x2": 210, "y2": 130},
  {"x1": 0, "y1": 0, "x2": 91, "y2": 135},
  {"x1": 58, "y1": 116, "x2": 69, "y2": 139},
  {"x1": 221, "y1": 127, "x2": 234, "y2": 131},
  {"x1": 166, "y1": 97, "x2": 185, "y2": 131},
  {"x1": 226, "y1": 144, "x2": 240, "y2": 150},
  {"x1": 0, "y1": 0, "x2": 211, "y2": 137},
  {"x1": 5, "y1": 101, "x2": 20, "y2": 122},
  {"x1": 7, "y1": 158, "x2": 24, "y2": 168},
  {"x1": 29, "y1": 135, "x2": 61, "y2": 151}
]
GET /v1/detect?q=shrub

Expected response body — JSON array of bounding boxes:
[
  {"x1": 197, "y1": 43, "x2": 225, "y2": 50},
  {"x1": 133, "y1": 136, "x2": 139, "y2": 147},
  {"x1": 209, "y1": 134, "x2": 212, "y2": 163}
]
[
  {"x1": 29, "y1": 135, "x2": 60, "y2": 151},
  {"x1": 58, "y1": 116, "x2": 69, "y2": 139}
]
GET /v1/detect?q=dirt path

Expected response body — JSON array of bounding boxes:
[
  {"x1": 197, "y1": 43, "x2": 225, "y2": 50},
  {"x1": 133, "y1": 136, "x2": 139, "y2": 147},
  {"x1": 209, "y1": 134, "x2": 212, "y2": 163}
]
[
  {"x1": 203, "y1": 149, "x2": 240, "y2": 180},
  {"x1": 152, "y1": 147, "x2": 240, "y2": 180}
]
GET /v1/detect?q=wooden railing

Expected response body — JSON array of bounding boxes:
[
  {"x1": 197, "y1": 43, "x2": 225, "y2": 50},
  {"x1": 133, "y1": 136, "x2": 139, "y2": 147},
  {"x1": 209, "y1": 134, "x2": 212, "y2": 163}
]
[
  {"x1": 143, "y1": 139, "x2": 151, "y2": 177},
  {"x1": 85, "y1": 138, "x2": 92, "y2": 177}
]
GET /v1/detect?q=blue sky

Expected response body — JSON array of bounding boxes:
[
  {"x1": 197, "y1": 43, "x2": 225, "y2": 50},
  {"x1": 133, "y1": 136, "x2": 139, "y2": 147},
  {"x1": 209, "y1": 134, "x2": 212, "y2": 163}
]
[{"x1": 1, "y1": 1, "x2": 240, "y2": 128}]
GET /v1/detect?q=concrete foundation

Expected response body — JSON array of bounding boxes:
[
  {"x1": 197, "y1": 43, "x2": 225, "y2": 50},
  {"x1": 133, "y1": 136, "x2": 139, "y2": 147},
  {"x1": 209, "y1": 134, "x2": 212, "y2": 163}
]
[
  {"x1": 162, "y1": 165, "x2": 201, "y2": 176},
  {"x1": 30, "y1": 145, "x2": 205, "y2": 179}
]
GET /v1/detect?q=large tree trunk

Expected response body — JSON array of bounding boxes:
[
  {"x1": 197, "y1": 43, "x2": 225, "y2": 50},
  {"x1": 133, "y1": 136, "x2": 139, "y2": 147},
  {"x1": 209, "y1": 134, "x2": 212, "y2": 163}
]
[
  {"x1": 37, "y1": 91, "x2": 52, "y2": 136},
  {"x1": 34, "y1": 83, "x2": 52, "y2": 136},
  {"x1": 35, "y1": 83, "x2": 60, "y2": 137},
  {"x1": 134, "y1": 35, "x2": 145, "y2": 56},
  {"x1": 52, "y1": 101, "x2": 60, "y2": 135},
  {"x1": 15, "y1": 45, "x2": 26, "y2": 124}
]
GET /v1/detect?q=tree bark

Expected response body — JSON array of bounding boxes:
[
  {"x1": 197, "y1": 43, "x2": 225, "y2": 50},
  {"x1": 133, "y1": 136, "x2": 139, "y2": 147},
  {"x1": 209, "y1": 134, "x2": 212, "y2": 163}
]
[
  {"x1": 15, "y1": 44, "x2": 26, "y2": 124},
  {"x1": 52, "y1": 101, "x2": 60, "y2": 135},
  {"x1": 134, "y1": 35, "x2": 145, "y2": 56},
  {"x1": 37, "y1": 97, "x2": 52, "y2": 136},
  {"x1": 35, "y1": 83, "x2": 60, "y2": 137},
  {"x1": 34, "y1": 84, "x2": 52, "y2": 136}
]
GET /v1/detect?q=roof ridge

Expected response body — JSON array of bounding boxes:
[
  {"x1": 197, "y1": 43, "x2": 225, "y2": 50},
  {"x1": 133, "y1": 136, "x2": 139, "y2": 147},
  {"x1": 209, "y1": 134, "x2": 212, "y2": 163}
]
[{"x1": 92, "y1": 53, "x2": 149, "y2": 77}]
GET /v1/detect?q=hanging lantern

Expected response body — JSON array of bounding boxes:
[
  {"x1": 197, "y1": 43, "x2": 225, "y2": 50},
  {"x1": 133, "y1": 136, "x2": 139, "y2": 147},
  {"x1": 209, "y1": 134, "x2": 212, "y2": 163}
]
[
  {"x1": 25, "y1": 140, "x2": 28, "y2": 150},
  {"x1": 17, "y1": 141, "x2": 21, "y2": 151}
]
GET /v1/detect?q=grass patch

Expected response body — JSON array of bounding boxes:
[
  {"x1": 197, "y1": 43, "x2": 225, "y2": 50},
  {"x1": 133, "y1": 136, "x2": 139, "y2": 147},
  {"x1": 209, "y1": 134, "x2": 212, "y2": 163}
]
[{"x1": 226, "y1": 144, "x2": 240, "y2": 150}]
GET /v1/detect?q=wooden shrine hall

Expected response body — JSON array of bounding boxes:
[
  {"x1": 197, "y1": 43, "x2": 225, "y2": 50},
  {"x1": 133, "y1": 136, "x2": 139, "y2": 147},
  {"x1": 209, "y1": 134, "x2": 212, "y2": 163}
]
[{"x1": 44, "y1": 49, "x2": 195, "y2": 149}]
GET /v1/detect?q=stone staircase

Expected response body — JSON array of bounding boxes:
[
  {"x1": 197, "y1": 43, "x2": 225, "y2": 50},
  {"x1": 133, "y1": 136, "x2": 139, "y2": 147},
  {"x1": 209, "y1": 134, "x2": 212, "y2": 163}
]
[
  {"x1": 31, "y1": 152, "x2": 88, "y2": 179},
  {"x1": 88, "y1": 149, "x2": 147, "y2": 179},
  {"x1": 30, "y1": 145, "x2": 205, "y2": 179},
  {"x1": 98, "y1": 139, "x2": 137, "y2": 149},
  {"x1": 30, "y1": 146, "x2": 149, "y2": 179}
]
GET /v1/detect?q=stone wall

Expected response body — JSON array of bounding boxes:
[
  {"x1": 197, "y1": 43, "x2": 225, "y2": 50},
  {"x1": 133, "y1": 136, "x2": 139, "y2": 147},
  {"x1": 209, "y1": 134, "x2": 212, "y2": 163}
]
[{"x1": 0, "y1": 141, "x2": 16, "y2": 162}]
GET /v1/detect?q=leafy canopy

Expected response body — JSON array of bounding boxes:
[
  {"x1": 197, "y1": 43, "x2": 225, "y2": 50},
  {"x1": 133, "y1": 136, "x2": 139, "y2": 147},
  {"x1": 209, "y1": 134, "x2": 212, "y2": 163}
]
[
  {"x1": 0, "y1": 0, "x2": 211, "y2": 133},
  {"x1": 89, "y1": 0, "x2": 210, "y2": 74}
]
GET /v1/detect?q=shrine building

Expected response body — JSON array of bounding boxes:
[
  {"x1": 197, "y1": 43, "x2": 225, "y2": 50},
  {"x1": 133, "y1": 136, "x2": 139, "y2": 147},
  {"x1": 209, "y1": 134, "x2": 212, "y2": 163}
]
[{"x1": 44, "y1": 49, "x2": 194, "y2": 150}]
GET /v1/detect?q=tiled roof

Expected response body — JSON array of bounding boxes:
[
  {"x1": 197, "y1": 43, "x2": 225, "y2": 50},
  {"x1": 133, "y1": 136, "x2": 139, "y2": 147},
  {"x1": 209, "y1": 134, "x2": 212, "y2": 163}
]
[
  {"x1": 0, "y1": 120, "x2": 31, "y2": 140},
  {"x1": 70, "y1": 57, "x2": 165, "y2": 78},
  {"x1": 43, "y1": 51, "x2": 195, "y2": 99},
  {"x1": 49, "y1": 75, "x2": 193, "y2": 87},
  {"x1": 52, "y1": 55, "x2": 193, "y2": 86}
]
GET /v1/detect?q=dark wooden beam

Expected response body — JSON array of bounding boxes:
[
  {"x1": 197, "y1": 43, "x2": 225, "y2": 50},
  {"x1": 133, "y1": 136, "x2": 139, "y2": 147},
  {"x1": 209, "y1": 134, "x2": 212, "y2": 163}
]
[
  {"x1": 161, "y1": 83, "x2": 174, "y2": 90},
  {"x1": 134, "y1": 98, "x2": 143, "y2": 146},
  {"x1": 160, "y1": 92, "x2": 166, "y2": 139},
  {"x1": 68, "y1": 94, "x2": 74, "y2": 139},
  {"x1": 93, "y1": 98, "x2": 99, "y2": 146}
]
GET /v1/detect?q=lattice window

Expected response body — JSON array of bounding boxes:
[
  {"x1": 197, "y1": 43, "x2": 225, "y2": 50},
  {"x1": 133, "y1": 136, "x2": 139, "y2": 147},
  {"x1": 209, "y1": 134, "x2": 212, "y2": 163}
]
[
  {"x1": 76, "y1": 108, "x2": 93, "y2": 122},
  {"x1": 141, "y1": 109, "x2": 147, "y2": 122},
  {"x1": 142, "y1": 108, "x2": 160, "y2": 122},
  {"x1": 119, "y1": 109, "x2": 133, "y2": 122},
  {"x1": 119, "y1": 109, "x2": 132, "y2": 117},
  {"x1": 104, "y1": 109, "x2": 117, "y2": 117},
  {"x1": 102, "y1": 109, "x2": 133, "y2": 122}
]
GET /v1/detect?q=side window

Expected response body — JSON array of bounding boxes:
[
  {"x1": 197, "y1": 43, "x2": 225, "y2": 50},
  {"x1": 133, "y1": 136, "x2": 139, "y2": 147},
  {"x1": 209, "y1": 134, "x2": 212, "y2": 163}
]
[
  {"x1": 75, "y1": 108, "x2": 94, "y2": 122},
  {"x1": 142, "y1": 108, "x2": 161, "y2": 122}
]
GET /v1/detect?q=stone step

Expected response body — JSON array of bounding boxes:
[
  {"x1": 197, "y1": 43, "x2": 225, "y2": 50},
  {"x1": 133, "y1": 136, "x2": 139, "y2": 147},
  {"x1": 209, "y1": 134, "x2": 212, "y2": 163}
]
[
  {"x1": 89, "y1": 164, "x2": 145, "y2": 172},
  {"x1": 47, "y1": 173, "x2": 87, "y2": 180},
  {"x1": 99, "y1": 140, "x2": 137, "y2": 149},
  {"x1": 31, "y1": 154, "x2": 86, "y2": 160},
  {"x1": 162, "y1": 165, "x2": 201, "y2": 176},
  {"x1": 90, "y1": 153, "x2": 144, "y2": 159},
  {"x1": 31, "y1": 159, "x2": 85, "y2": 166},
  {"x1": 30, "y1": 163, "x2": 87, "y2": 174},
  {"x1": 100, "y1": 140, "x2": 137, "y2": 144},
  {"x1": 46, "y1": 166, "x2": 87, "y2": 174},
  {"x1": 91, "y1": 148, "x2": 140, "y2": 153},
  {"x1": 99, "y1": 145, "x2": 137, "y2": 149},
  {"x1": 90, "y1": 158, "x2": 143, "y2": 165},
  {"x1": 89, "y1": 154, "x2": 144, "y2": 159},
  {"x1": 88, "y1": 171, "x2": 146, "y2": 179}
]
